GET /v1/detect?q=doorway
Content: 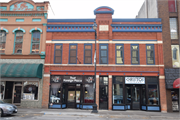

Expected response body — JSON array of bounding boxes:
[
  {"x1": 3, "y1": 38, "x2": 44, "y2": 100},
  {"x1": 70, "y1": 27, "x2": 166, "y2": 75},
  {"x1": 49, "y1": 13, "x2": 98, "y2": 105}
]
[
  {"x1": 132, "y1": 86, "x2": 140, "y2": 110},
  {"x1": 13, "y1": 82, "x2": 22, "y2": 105},
  {"x1": 99, "y1": 76, "x2": 108, "y2": 110}
]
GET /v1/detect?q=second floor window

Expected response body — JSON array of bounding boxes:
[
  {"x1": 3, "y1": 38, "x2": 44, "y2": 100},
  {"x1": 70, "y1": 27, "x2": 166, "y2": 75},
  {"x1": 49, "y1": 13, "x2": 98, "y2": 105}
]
[
  {"x1": 168, "y1": 0, "x2": 177, "y2": 12},
  {"x1": 14, "y1": 30, "x2": 23, "y2": 54},
  {"x1": 146, "y1": 45, "x2": 155, "y2": 64},
  {"x1": 0, "y1": 30, "x2": 6, "y2": 54},
  {"x1": 173, "y1": 47, "x2": 177, "y2": 60},
  {"x1": 131, "y1": 45, "x2": 139, "y2": 64},
  {"x1": 116, "y1": 45, "x2": 124, "y2": 64},
  {"x1": 84, "y1": 44, "x2": 92, "y2": 64},
  {"x1": 170, "y1": 18, "x2": 178, "y2": 39},
  {"x1": 31, "y1": 31, "x2": 40, "y2": 54},
  {"x1": 54, "y1": 44, "x2": 62, "y2": 63},
  {"x1": 100, "y1": 44, "x2": 108, "y2": 64},
  {"x1": 69, "y1": 44, "x2": 77, "y2": 64}
]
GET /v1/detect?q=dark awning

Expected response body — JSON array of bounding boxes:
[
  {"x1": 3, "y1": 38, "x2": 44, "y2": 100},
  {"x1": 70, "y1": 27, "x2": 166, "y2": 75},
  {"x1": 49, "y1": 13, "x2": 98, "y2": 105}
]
[{"x1": 0, "y1": 63, "x2": 43, "y2": 79}]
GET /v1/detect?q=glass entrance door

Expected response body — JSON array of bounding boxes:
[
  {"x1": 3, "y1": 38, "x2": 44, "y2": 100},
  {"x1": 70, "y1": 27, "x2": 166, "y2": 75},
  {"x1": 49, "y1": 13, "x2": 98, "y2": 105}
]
[
  {"x1": 132, "y1": 86, "x2": 140, "y2": 110},
  {"x1": 99, "y1": 86, "x2": 108, "y2": 109},
  {"x1": 13, "y1": 86, "x2": 22, "y2": 104},
  {"x1": 67, "y1": 85, "x2": 75, "y2": 108}
]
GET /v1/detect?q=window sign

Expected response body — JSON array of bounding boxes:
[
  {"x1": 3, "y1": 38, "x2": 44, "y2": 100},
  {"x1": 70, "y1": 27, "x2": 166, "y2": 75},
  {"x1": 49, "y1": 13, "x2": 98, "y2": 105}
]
[
  {"x1": 63, "y1": 76, "x2": 82, "y2": 83},
  {"x1": 85, "y1": 76, "x2": 94, "y2": 83},
  {"x1": 125, "y1": 77, "x2": 145, "y2": 84},
  {"x1": 51, "y1": 76, "x2": 61, "y2": 83}
]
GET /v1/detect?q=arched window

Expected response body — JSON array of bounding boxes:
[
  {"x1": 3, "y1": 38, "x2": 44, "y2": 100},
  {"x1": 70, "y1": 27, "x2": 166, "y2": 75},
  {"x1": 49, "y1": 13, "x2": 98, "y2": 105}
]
[
  {"x1": 31, "y1": 30, "x2": 40, "y2": 54},
  {"x1": 14, "y1": 30, "x2": 23, "y2": 54},
  {"x1": 0, "y1": 30, "x2": 6, "y2": 53},
  {"x1": 173, "y1": 47, "x2": 177, "y2": 60}
]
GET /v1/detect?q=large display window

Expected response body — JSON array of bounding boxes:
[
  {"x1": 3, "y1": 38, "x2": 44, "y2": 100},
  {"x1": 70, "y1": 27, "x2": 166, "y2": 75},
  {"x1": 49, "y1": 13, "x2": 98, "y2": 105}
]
[{"x1": 113, "y1": 77, "x2": 123, "y2": 104}]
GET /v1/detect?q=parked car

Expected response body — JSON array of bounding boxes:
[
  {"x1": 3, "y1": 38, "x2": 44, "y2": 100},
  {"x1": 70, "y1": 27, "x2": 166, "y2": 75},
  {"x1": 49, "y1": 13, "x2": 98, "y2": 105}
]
[{"x1": 0, "y1": 100, "x2": 17, "y2": 117}]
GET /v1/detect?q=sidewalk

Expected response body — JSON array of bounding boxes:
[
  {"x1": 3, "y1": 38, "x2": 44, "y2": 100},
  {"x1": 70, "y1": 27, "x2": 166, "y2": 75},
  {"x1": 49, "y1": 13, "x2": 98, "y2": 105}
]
[{"x1": 17, "y1": 108, "x2": 180, "y2": 119}]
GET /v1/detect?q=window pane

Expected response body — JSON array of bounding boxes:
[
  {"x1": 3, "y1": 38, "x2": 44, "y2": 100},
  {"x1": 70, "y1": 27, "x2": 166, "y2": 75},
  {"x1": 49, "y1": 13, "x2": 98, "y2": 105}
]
[
  {"x1": 85, "y1": 50, "x2": 91, "y2": 56},
  {"x1": 70, "y1": 56, "x2": 76, "y2": 63},
  {"x1": 32, "y1": 31, "x2": 40, "y2": 42},
  {"x1": 0, "y1": 82, "x2": 5, "y2": 99},
  {"x1": 85, "y1": 45, "x2": 91, "y2": 49},
  {"x1": 132, "y1": 51, "x2": 138, "y2": 57},
  {"x1": 56, "y1": 45, "x2": 62, "y2": 49},
  {"x1": 168, "y1": 0, "x2": 177, "y2": 12},
  {"x1": 23, "y1": 82, "x2": 39, "y2": 100},
  {"x1": 0, "y1": 31, "x2": 6, "y2": 42},
  {"x1": 70, "y1": 50, "x2": 76, "y2": 56},
  {"x1": 170, "y1": 18, "x2": 178, "y2": 39},
  {"x1": 132, "y1": 58, "x2": 138, "y2": 64},
  {"x1": 16, "y1": 31, "x2": 23, "y2": 42},
  {"x1": 85, "y1": 57, "x2": 91, "y2": 64},
  {"x1": 147, "y1": 58, "x2": 154, "y2": 64},
  {"x1": 100, "y1": 58, "x2": 107, "y2": 64},
  {"x1": 55, "y1": 50, "x2": 61, "y2": 57},
  {"x1": 49, "y1": 83, "x2": 61, "y2": 104},
  {"x1": 113, "y1": 84, "x2": 123, "y2": 104},
  {"x1": 101, "y1": 51, "x2": 107, "y2": 57},
  {"x1": 101, "y1": 45, "x2": 107, "y2": 49},
  {"x1": 0, "y1": 43, "x2": 5, "y2": 53},
  {"x1": 117, "y1": 58, "x2": 123, "y2": 64},
  {"x1": 15, "y1": 43, "x2": 22, "y2": 53},
  {"x1": 116, "y1": 45, "x2": 122, "y2": 50},
  {"x1": 116, "y1": 50, "x2": 122, "y2": 57},
  {"x1": 32, "y1": 43, "x2": 39, "y2": 54},
  {"x1": 147, "y1": 45, "x2": 153, "y2": 50},
  {"x1": 148, "y1": 85, "x2": 159, "y2": 105},
  {"x1": 84, "y1": 84, "x2": 94, "y2": 103},
  {"x1": 173, "y1": 48, "x2": 177, "y2": 59},
  {"x1": 70, "y1": 45, "x2": 76, "y2": 49},
  {"x1": 132, "y1": 46, "x2": 138, "y2": 50},
  {"x1": 147, "y1": 51, "x2": 154, "y2": 57},
  {"x1": 55, "y1": 56, "x2": 61, "y2": 63}
]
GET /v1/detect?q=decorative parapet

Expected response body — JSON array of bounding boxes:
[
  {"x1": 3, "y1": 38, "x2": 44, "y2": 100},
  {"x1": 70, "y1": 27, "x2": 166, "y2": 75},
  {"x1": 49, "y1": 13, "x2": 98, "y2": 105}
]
[
  {"x1": 111, "y1": 24, "x2": 162, "y2": 32},
  {"x1": 47, "y1": 24, "x2": 95, "y2": 32},
  {"x1": 0, "y1": 13, "x2": 46, "y2": 17}
]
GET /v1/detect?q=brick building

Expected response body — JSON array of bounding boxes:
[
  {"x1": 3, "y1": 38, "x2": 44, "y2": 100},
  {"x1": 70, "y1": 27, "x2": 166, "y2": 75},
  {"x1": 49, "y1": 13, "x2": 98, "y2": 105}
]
[
  {"x1": 137, "y1": 0, "x2": 179, "y2": 112},
  {"x1": 42, "y1": 6, "x2": 167, "y2": 112},
  {"x1": 0, "y1": 0, "x2": 49, "y2": 108}
]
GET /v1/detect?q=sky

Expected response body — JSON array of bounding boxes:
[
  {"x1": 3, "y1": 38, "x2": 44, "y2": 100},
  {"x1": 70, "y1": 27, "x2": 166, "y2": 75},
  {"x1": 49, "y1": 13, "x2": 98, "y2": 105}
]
[{"x1": 2, "y1": 0, "x2": 145, "y2": 19}]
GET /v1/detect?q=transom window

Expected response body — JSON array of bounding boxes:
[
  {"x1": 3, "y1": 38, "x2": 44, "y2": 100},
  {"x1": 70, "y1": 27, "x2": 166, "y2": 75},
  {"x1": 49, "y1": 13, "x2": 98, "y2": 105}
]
[
  {"x1": 169, "y1": 18, "x2": 178, "y2": 39},
  {"x1": 0, "y1": 30, "x2": 6, "y2": 54},
  {"x1": 131, "y1": 45, "x2": 139, "y2": 64},
  {"x1": 84, "y1": 44, "x2": 92, "y2": 64},
  {"x1": 54, "y1": 44, "x2": 62, "y2": 63},
  {"x1": 14, "y1": 30, "x2": 23, "y2": 54},
  {"x1": 69, "y1": 44, "x2": 77, "y2": 64},
  {"x1": 146, "y1": 45, "x2": 154, "y2": 64},
  {"x1": 100, "y1": 44, "x2": 108, "y2": 64},
  {"x1": 31, "y1": 31, "x2": 40, "y2": 54},
  {"x1": 116, "y1": 45, "x2": 124, "y2": 64}
]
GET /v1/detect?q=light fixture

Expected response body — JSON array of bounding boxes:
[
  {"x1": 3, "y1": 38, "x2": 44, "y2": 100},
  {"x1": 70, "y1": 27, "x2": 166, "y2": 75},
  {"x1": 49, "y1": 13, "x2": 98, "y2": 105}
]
[
  {"x1": 85, "y1": 91, "x2": 88, "y2": 94},
  {"x1": 93, "y1": 21, "x2": 97, "y2": 30}
]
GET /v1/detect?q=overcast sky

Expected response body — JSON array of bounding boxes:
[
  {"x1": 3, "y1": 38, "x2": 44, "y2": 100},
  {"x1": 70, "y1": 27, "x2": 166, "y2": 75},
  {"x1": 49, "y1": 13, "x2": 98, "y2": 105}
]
[{"x1": 2, "y1": 0, "x2": 145, "y2": 19}]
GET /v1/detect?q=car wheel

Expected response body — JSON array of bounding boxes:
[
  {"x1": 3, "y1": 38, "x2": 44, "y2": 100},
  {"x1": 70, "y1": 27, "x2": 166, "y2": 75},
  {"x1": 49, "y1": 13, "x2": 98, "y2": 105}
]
[{"x1": 1, "y1": 109, "x2": 4, "y2": 117}]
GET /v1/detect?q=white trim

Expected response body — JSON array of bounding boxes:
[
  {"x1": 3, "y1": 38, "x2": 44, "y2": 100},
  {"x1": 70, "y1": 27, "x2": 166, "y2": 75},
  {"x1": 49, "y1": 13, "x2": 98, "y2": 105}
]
[
  {"x1": 45, "y1": 64, "x2": 164, "y2": 67},
  {"x1": 46, "y1": 40, "x2": 163, "y2": 44},
  {"x1": 159, "y1": 76, "x2": 165, "y2": 79},
  {"x1": 96, "y1": 75, "x2": 99, "y2": 78},
  {"x1": 109, "y1": 75, "x2": 112, "y2": 78},
  {"x1": 43, "y1": 74, "x2": 50, "y2": 77}
]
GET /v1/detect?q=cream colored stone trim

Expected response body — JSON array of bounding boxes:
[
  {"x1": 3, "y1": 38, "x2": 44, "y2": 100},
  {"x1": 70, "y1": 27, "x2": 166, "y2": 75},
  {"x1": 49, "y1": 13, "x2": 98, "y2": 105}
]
[
  {"x1": 109, "y1": 75, "x2": 112, "y2": 79},
  {"x1": 43, "y1": 74, "x2": 50, "y2": 77},
  {"x1": 159, "y1": 76, "x2": 165, "y2": 79},
  {"x1": 96, "y1": 75, "x2": 99, "y2": 78}
]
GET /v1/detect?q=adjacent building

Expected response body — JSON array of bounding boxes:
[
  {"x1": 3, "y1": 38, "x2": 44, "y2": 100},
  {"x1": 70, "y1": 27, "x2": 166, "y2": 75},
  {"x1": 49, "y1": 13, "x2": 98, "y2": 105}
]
[
  {"x1": 42, "y1": 6, "x2": 167, "y2": 112},
  {"x1": 137, "y1": 0, "x2": 179, "y2": 112},
  {"x1": 0, "y1": 0, "x2": 49, "y2": 108}
]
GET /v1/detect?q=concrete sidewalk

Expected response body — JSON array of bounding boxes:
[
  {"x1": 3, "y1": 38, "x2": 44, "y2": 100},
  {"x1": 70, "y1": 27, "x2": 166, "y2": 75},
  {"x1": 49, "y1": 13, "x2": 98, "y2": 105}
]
[{"x1": 16, "y1": 108, "x2": 180, "y2": 119}]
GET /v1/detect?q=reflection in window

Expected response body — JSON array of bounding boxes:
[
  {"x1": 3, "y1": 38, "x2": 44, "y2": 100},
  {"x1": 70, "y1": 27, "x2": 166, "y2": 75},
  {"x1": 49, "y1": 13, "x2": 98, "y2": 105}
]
[
  {"x1": 100, "y1": 77, "x2": 108, "y2": 85},
  {"x1": 148, "y1": 85, "x2": 159, "y2": 105},
  {"x1": 14, "y1": 30, "x2": 23, "y2": 53},
  {"x1": 84, "y1": 45, "x2": 92, "y2": 64},
  {"x1": 126, "y1": 86, "x2": 131, "y2": 104},
  {"x1": 69, "y1": 44, "x2": 77, "y2": 64},
  {"x1": 173, "y1": 48, "x2": 177, "y2": 60},
  {"x1": 23, "y1": 81, "x2": 39, "y2": 100},
  {"x1": 31, "y1": 31, "x2": 40, "y2": 54},
  {"x1": 113, "y1": 84, "x2": 123, "y2": 104},
  {"x1": 50, "y1": 83, "x2": 61, "y2": 104},
  {"x1": 0, "y1": 30, "x2": 6, "y2": 54},
  {"x1": 170, "y1": 18, "x2": 178, "y2": 39},
  {"x1": 171, "y1": 90, "x2": 179, "y2": 111},
  {"x1": 142, "y1": 85, "x2": 146, "y2": 105},
  {"x1": 131, "y1": 45, "x2": 139, "y2": 64},
  {"x1": 0, "y1": 82, "x2": 5, "y2": 100},
  {"x1": 147, "y1": 45, "x2": 154, "y2": 64},
  {"x1": 84, "y1": 84, "x2": 94, "y2": 103},
  {"x1": 116, "y1": 45, "x2": 123, "y2": 64},
  {"x1": 54, "y1": 45, "x2": 62, "y2": 63}
]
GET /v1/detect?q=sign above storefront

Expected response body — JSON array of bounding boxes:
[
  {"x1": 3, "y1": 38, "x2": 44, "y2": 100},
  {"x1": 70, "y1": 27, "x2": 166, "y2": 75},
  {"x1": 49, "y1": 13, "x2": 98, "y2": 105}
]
[
  {"x1": 99, "y1": 25, "x2": 109, "y2": 31},
  {"x1": 125, "y1": 77, "x2": 145, "y2": 84},
  {"x1": 63, "y1": 76, "x2": 82, "y2": 83},
  {"x1": 165, "y1": 68, "x2": 179, "y2": 89}
]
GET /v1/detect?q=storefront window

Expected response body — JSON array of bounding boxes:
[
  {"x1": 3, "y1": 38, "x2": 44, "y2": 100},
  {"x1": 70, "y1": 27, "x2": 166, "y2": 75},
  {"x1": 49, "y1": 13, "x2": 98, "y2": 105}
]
[
  {"x1": 113, "y1": 77, "x2": 123, "y2": 104},
  {"x1": 23, "y1": 81, "x2": 38, "y2": 100},
  {"x1": 84, "y1": 84, "x2": 94, "y2": 103},
  {"x1": 50, "y1": 83, "x2": 61, "y2": 104},
  {"x1": 148, "y1": 85, "x2": 159, "y2": 105},
  {"x1": 171, "y1": 90, "x2": 179, "y2": 111},
  {"x1": 142, "y1": 85, "x2": 146, "y2": 105},
  {"x1": 0, "y1": 82, "x2": 5, "y2": 100}
]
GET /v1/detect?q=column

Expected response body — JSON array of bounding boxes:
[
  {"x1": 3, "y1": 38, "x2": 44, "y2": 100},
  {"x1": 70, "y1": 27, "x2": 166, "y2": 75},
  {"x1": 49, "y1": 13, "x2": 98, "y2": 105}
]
[
  {"x1": 96, "y1": 75, "x2": 99, "y2": 110},
  {"x1": 159, "y1": 75, "x2": 167, "y2": 112},
  {"x1": 108, "y1": 75, "x2": 112, "y2": 110}
]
